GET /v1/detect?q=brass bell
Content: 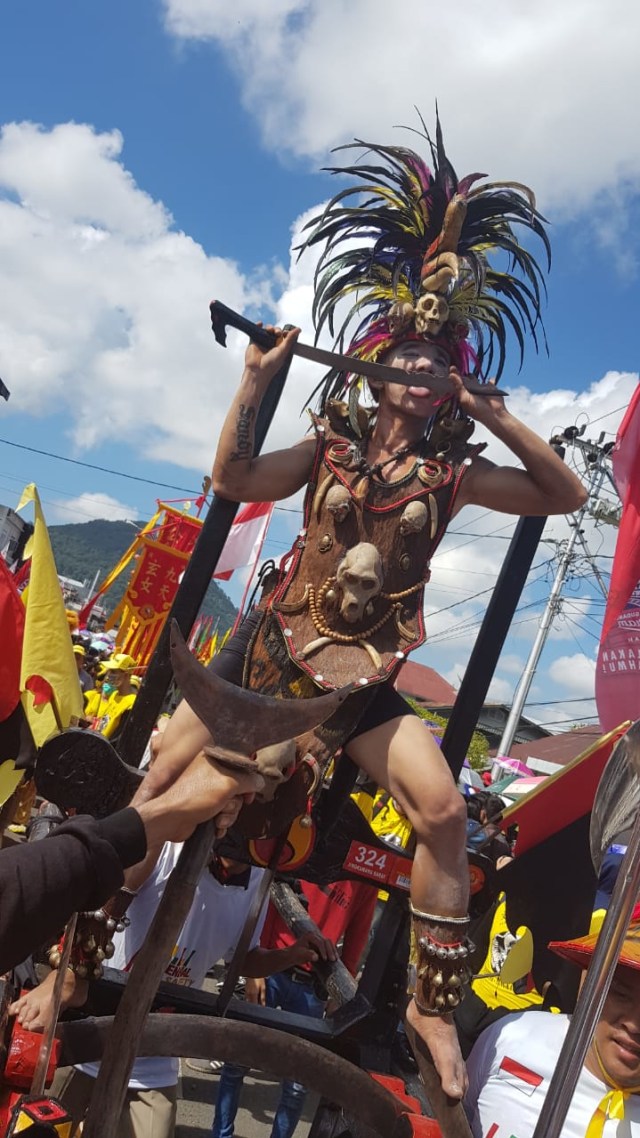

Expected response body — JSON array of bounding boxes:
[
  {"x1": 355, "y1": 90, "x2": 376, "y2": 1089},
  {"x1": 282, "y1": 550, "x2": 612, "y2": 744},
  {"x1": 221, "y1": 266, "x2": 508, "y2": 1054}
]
[
  {"x1": 48, "y1": 950, "x2": 61, "y2": 969},
  {"x1": 75, "y1": 963, "x2": 89, "y2": 979},
  {"x1": 433, "y1": 971, "x2": 444, "y2": 988},
  {"x1": 447, "y1": 992, "x2": 461, "y2": 1008},
  {"x1": 83, "y1": 936, "x2": 96, "y2": 954},
  {"x1": 104, "y1": 941, "x2": 115, "y2": 958},
  {"x1": 448, "y1": 973, "x2": 462, "y2": 988},
  {"x1": 435, "y1": 994, "x2": 446, "y2": 1011}
]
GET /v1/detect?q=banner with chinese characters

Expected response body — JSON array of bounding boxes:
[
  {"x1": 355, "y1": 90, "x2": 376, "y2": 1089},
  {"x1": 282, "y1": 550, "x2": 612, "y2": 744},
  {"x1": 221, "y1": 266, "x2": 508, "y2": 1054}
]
[{"x1": 105, "y1": 505, "x2": 203, "y2": 667}]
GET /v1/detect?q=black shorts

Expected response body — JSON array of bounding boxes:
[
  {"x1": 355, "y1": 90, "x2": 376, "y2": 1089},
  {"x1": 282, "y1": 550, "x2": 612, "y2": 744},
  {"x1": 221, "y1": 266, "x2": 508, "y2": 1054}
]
[{"x1": 209, "y1": 609, "x2": 417, "y2": 742}]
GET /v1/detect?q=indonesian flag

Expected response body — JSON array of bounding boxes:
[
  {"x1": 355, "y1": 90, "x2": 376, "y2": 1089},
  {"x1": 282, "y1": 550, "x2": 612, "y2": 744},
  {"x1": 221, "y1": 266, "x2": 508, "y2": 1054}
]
[
  {"x1": 596, "y1": 384, "x2": 640, "y2": 732},
  {"x1": 496, "y1": 1056, "x2": 543, "y2": 1097},
  {"x1": 213, "y1": 501, "x2": 274, "y2": 580}
]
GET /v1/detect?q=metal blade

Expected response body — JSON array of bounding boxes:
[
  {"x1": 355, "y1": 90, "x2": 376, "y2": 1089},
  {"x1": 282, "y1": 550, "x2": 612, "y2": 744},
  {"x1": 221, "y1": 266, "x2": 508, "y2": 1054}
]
[
  {"x1": 590, "y1": 719, "x2": 639, "y2": 872},
  {"x1": 169, "y1": 620, "x2": 352, "y2": 756},
  {"x1": 209, "y1": 300, "x2": 507, "y2": 396}
]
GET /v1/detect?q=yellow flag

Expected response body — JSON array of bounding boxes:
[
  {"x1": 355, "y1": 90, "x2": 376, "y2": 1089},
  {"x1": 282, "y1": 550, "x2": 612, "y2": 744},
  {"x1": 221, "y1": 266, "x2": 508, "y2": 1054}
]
[{"x1": 17, "y1": 483, "x2": 84, "y2": 747}]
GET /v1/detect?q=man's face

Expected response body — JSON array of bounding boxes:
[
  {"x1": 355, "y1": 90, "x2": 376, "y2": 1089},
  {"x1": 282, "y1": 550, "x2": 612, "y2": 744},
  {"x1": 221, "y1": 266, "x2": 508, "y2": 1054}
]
[
  {"x1": 376, "y1": 340, "x2": 453, "y2": 420},
  {"x1": 592, "y1": 967, "x2": 640, "y2": 1087}
]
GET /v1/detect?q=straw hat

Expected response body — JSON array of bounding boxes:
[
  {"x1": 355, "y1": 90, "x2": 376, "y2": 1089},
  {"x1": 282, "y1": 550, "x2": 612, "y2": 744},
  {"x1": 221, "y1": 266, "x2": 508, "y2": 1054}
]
[{"x1": 549, "y1": 904, "x2": 640, "y2": 973}]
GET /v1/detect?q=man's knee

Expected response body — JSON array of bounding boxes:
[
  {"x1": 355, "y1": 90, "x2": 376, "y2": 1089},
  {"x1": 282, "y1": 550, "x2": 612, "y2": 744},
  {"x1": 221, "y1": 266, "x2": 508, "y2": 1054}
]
[{"x1": 411, "y1": 785, "x2": 467, "y2": 846}]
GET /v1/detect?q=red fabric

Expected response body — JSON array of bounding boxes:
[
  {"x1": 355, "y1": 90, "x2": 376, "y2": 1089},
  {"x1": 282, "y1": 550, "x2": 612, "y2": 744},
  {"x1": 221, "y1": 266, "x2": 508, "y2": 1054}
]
[
  {"x1": 602, "y1": 384, "x2": 640, "y2": 639},
  {"x1": 24, "y1": 674, "x2": 55, "y2": 708},
  {"x1": 260, "y1": 878, "x2": 377, "y2": 976},
  {"x1": 596, "y1": 383, "x2": 640, "y2": 731},
  {"x1": 213, "y1": 501, "x2": 273, "y2": 580},
  {"x1": 0, "y1": 558, "x2": 25, "y2": 722}
]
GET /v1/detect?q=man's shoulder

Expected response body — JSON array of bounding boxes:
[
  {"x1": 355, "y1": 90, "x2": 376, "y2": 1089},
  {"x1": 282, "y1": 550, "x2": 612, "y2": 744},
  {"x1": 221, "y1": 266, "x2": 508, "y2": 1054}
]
[{"x1": 473, "y1": 1010, "x2": 569, "y2": 1064}]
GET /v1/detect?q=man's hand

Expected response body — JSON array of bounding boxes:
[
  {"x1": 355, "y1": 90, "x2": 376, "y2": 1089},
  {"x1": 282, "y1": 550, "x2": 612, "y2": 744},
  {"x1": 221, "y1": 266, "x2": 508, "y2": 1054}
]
[
  {"x1": 245, "y1": 977, "x2": 266, "y2": 1005},
  {"x1": 448, "y1": 367, "x2": 508, "y2": 427},
  {"x1": 288, "y1": 931, "x2": 337, "y2": 968},
  {"x1": 137, "y1": 752, "x2": 261, "y2": 846},
  {"x1": 9, "y1": 970, "x2": 88, "y2": 1033},
  {"x1": 244, "y1": 324, "x2": 300, "y2": 386}
]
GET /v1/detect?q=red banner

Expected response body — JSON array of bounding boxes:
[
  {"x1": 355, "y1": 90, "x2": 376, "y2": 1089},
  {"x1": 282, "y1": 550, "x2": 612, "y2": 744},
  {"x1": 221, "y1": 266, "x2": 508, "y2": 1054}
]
[
  {"x1": 127, "y1": 541, "x2": 186, "y2": 618},
  {"x1": 0, "y1": 557, "x2": 25, "y2": 722},
  {"x1": 596, "y1": 384, "x2": 640, "y2": 731}
]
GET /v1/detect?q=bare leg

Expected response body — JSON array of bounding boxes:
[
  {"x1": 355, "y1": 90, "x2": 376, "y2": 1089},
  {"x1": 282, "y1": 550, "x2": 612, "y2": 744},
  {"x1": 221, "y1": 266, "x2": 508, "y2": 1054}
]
[{"x1": 346, "y1": 714, "x2": 468, "y2": 1099}]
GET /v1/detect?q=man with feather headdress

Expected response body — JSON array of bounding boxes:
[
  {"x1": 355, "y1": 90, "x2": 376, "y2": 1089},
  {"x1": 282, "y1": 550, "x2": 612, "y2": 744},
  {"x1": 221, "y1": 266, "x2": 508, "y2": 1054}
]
[{"x1": 140, "y1": 117, "x2": 586, "y2": 1098}]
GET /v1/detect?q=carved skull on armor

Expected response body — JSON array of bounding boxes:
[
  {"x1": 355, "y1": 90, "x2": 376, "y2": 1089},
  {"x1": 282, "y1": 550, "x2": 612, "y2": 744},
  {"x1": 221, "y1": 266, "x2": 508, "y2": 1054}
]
[
  {"x1": 335, "y1": 542, "x2": 384, "y2": 624},
  {"x1": 415, "y1": 292, "x2": 450, "y2": 337},
  {"x1": 399, "y1": 501, "x2": 428, "y2": 536},
  {"x1": 326, "y1": 484, "x2": 352, "y2": 524}
]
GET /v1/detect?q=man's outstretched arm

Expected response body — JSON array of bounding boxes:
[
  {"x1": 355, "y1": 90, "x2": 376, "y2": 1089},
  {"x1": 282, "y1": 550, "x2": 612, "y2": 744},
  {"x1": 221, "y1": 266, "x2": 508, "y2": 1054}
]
[
  {"x1": 449, "y1": 369, "x2": 587, "y2": 517},
  {"x1": 212, "y1": 324, "x2": 315, "y2": 503},
  {"x1": 0, "y1": 757, "x2": 259, "y2": 973}
]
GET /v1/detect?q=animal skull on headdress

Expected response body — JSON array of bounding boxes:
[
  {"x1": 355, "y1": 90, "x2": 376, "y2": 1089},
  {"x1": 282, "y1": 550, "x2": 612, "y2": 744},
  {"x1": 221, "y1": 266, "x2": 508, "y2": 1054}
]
[
  {"x1": 388, "y1": 300, "x2": 415, "y2": 338},
  {"x1": 326, "y1": 484, "x2": 352, "y2": 524},
  {"x1": 399, "y1": 500, "x2": 428, "y2": 536},
  {"x1": 335, "y1": 542, "x2": 384, "y2": 624},
  {"x1": 415, "y1": 293, "x2": 450, "y2": 337}
]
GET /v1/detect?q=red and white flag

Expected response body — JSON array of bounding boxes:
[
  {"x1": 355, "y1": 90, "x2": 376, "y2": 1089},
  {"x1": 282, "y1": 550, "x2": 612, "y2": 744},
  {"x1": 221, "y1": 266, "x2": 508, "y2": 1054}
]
[
  {"x1": 496, "y1": 1055, "x2": 543, "y2": 1097},
  {"x1": 213, "y1": 501, "x2": 274, "y2": 581},
  {"x1": 596, "y1": 384, "x2": 640, "y2": 732}
]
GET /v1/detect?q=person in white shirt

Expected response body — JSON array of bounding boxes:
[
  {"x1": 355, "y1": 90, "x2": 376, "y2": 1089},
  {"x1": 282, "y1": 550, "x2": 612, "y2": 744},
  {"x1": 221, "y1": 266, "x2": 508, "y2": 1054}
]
[
  {"x1": 465, "y1": 910, "x2": 640, "y2": 1138},
  {"x1": 12, "y1": 835, "x2": 332, "y2": 1138}
]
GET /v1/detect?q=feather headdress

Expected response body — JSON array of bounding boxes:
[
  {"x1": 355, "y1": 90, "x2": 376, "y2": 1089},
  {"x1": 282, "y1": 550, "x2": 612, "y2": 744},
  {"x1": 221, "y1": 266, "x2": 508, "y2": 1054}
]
[{"x1": 299, "y1": 114, "x2": 550, "y2": 420}]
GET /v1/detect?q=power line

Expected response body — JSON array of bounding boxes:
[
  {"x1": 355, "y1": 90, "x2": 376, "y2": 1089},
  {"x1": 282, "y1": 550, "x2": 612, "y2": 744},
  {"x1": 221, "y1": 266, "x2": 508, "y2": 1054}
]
[
  {"x1": 524, "y1": 697, "x2": 596, "y2": 707},
  {"x1": 0, "y1": 437, "x2": 199, "y2": 494}
]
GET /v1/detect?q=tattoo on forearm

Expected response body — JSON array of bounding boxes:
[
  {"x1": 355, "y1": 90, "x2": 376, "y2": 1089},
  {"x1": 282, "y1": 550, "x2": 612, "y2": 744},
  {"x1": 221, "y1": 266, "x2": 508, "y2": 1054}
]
[{"x1": 230, "y1": 404, "x2": 255, "y2": 461}]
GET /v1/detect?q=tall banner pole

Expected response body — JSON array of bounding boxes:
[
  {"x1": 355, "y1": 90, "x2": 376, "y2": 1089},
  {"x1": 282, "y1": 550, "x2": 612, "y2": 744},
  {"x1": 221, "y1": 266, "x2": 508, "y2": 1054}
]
[{"x1": 117, "y1": 357, "x2": 293, "y2": 768}]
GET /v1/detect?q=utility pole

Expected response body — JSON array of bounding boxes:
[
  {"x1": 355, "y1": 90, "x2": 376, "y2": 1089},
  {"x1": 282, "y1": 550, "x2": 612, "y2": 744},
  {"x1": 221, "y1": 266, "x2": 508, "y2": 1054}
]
[{"x1": 492, "y1": 428, "x2": 615, "y2": 772}]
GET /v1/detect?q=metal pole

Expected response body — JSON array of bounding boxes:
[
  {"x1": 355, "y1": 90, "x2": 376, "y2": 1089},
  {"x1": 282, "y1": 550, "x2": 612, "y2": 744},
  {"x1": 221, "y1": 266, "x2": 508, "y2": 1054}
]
[
  {"x1": 117, "y1": 357, "x2": 293, "y2": 768},
  {"x1": 532, "y1": 789, "x2": 640, "y2": 1138},
  {"x1": 440, "y1": 514, "x2": 547, "y2": 780},
  {"x1": 493, "y1": 462, "x2": 605, "y2": 769}
]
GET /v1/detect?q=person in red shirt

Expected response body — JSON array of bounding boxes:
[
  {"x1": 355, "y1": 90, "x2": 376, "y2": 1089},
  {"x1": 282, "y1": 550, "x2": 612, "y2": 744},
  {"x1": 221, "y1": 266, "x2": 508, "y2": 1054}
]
[{"x1": 211, "y1": 876, "x2": 377, "y2": 1138}]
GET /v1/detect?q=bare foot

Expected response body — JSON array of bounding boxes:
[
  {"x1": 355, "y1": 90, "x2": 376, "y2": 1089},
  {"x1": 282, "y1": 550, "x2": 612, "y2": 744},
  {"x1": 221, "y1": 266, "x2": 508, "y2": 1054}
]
[{"x1": 405, "y1": 996, "x2": 467, "y2": 1100}]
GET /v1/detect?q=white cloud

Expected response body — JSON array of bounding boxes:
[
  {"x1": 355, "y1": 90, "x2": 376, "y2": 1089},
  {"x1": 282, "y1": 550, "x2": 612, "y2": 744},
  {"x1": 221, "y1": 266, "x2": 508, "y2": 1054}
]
[
  {"x1": 48, "y1": 491, "x2": 139, "y2": 524},
  {"x1": 162, "y1": 0, "x2": 640, "y2": 216},
  {"x1": 548, "y1": 651, "x2": 596, "y2": 697},
  {"x1": 0, "y1": 120, "x2": 288, "y2": 476}
]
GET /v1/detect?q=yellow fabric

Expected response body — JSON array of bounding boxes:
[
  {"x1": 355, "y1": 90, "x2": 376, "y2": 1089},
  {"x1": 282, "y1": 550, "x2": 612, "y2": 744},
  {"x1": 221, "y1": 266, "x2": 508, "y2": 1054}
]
[
  {"x1": 586, "y1": 1088, "x2": 627, "y2": 1138},
  {"x1": 370, "y1": 793, "x2": 413, "y2": 849},
  {"x1": 353, "y1": 789, "x2": 413, "y2": 902},
  {"x1": 0, "y1": 759, "x2": 23, "y2": 808},
  {"x1": 93, "y1": 690, "x2": 137, "y2": 739},
  {"x1": 586, "y1": 1043, "x2": 640, "y2": 1138},
  {"x1": 472, "y1": 895, "x2": 547, "y2": 1011},
  {"x1": 84, "y1": 689, "x2": 105, "y2": 719},
  {"x1": 17, "y1": 483, "x2": 84, "y2": 746}
]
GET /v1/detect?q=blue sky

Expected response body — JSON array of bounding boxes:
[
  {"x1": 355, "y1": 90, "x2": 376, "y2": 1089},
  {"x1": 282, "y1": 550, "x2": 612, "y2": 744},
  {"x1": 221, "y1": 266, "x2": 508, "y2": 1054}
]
[{"x1": 1, "y1": 0, "x2": 639, "y2": 735}]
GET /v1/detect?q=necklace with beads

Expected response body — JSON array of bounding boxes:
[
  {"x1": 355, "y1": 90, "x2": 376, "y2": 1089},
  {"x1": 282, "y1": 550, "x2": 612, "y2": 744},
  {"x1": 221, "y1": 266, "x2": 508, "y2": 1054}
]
[{"x1": 355, "y1": 436, "x2": 426, "y2": 482}]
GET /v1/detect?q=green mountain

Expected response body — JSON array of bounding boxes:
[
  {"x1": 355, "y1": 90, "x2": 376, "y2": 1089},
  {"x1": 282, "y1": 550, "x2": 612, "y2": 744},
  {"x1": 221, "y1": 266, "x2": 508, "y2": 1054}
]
[{"x1": 49, "y1": 519, "x2": 237, "y2": 631}]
